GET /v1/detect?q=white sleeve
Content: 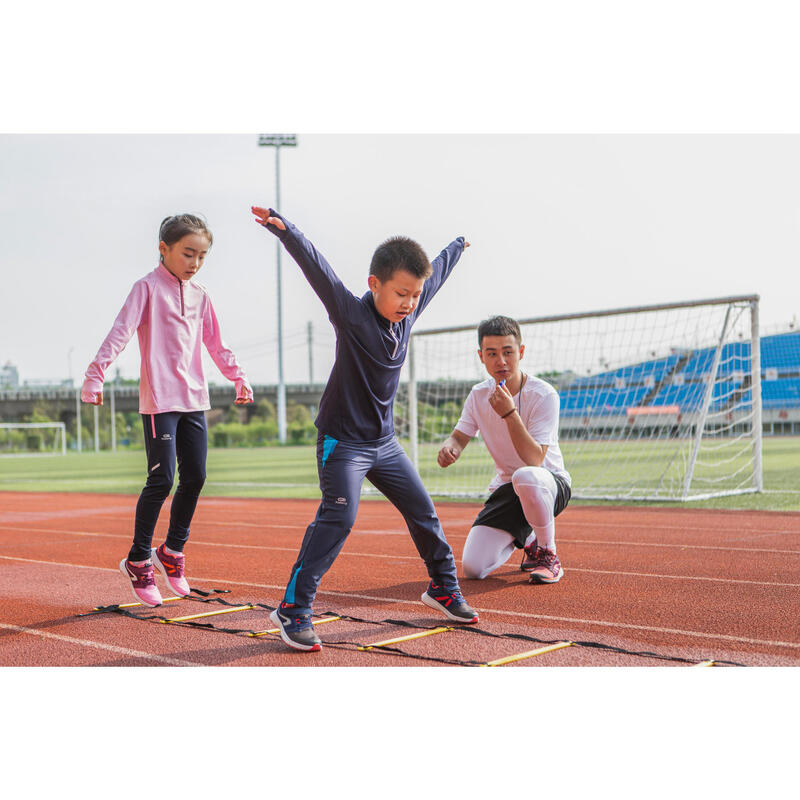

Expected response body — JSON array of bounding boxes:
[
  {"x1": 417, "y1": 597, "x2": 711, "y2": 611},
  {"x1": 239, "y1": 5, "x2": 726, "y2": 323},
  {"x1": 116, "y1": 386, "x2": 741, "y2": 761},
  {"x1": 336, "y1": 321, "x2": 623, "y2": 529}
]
[
  {"x1": 454, "y1": 390, "x2": 479, "y2": 438},
  {"x1": 528, "y1": 390, "x2": 560, "y2": 445}
]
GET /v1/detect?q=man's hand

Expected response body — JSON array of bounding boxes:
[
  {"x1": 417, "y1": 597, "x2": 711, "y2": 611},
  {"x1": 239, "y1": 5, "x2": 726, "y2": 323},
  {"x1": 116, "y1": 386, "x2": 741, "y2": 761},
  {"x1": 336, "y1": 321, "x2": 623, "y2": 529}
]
[
  {"x1": 251, "y1": 206, "x2": 286, "y2": 230},
  {"x1": 488, "y1": 381, "x2": 515, "y2": 418},
  {"x1": 437, "y1": 442, "x2": 461, "y2": 468}
]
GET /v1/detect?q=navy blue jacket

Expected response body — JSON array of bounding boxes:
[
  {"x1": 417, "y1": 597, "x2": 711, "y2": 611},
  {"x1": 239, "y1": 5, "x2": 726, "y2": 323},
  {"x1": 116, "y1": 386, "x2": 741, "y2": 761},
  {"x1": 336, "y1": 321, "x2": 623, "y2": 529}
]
[{"x1": 265, "y1": 210, "x2": 465, "y2": 443}]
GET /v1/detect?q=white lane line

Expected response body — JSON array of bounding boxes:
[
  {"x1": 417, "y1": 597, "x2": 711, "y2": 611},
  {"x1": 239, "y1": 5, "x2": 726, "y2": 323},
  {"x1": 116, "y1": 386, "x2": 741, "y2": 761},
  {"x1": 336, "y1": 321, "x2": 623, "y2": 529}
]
[
  {"x1": 4, "y1": 523, "x2": 800, "y2": 562},
  {"x1": 0, "y1": 506, "x2": 132, "y2": 524},
  {"x1": 567, "y1": 566, "x2": 800, "y2": 588},
  {"x1": 558, "y1": 537, "x2": 800, "y2": 556},
  {"x1": 0, "y1": 622, "x2": 202, "y2": 667},
  {"x1": 1, "y1": 555, "x2": 798, "y2": 652}
]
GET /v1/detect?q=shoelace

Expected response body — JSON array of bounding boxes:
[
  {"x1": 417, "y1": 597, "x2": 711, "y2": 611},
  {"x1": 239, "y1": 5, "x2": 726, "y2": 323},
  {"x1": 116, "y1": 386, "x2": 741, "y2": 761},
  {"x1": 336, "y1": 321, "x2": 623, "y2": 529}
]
[{"x1": 431, "y1": 584, "x2": 463, "y2": 606}]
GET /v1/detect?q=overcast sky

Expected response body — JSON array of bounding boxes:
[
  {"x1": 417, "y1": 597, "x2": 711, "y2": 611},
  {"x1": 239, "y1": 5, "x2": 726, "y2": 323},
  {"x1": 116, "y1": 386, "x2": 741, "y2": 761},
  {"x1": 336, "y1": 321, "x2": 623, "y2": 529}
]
[{"x1": 2, "y1": 134, "x2": 799, "y2": 388}]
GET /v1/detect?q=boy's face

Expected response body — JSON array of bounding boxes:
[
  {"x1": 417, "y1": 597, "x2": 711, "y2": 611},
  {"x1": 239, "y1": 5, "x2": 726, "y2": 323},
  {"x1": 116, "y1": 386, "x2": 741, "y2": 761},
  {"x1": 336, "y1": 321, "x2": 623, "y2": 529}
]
[
  {"x1": 478, "y1": 334, "x2": 525, "y2": 384},
  {"x1": 367, "y1": 268, "x2": 426, "y2": 323}
]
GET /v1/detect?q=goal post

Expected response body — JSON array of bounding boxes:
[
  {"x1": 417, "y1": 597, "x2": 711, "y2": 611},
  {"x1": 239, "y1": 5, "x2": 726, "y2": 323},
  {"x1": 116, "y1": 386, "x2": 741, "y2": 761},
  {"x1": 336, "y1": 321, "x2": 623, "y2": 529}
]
[
  {"x1": 0, "y1": 422, "x2": 67, "y2": 456},
  {"x1": 399, "y1": 295, "x2": 762, "y2": 501}
]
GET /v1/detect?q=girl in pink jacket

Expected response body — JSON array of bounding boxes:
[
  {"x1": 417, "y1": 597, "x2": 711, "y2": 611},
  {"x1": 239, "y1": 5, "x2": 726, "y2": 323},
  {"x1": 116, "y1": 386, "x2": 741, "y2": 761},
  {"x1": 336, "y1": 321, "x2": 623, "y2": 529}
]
[{"x1": 82, "y1": 214, "x2": 253, "y2": 607}]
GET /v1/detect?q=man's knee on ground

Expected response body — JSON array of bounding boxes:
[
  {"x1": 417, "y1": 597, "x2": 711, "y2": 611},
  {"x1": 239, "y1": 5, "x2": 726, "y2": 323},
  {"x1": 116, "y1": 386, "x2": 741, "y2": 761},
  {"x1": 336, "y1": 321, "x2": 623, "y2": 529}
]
[{"x1": 461, "y1": 553, "x2": 491, "y2": 580}]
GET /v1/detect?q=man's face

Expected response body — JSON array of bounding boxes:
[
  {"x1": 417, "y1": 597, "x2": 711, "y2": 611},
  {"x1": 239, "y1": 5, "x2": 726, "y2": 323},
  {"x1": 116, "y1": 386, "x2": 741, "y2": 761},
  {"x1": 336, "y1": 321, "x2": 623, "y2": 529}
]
[
  {"x1": 478, "y1": 334, "x2": 525, "y2": 383},
  {"x1": 368, "y1": 268, "x2": 426, "y2": 323}
]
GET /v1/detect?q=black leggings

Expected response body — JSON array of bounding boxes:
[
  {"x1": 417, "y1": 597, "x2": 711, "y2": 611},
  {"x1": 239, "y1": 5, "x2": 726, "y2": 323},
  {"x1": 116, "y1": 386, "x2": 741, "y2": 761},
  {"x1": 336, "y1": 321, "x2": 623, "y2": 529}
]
[{"x1": 129, "y1": 411, "x2": 207, "y2": 561}]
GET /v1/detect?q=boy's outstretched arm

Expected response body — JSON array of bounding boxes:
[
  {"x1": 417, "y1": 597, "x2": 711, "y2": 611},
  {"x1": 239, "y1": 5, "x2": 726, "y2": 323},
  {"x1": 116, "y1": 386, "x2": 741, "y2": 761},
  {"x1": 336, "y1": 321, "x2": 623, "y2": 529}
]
[
  {"x1": 251, "y1": 205, "x2": 354, "y2": 325},
  {"x1": 415, "y1": 236, "x2": 470, "y2": 318}
]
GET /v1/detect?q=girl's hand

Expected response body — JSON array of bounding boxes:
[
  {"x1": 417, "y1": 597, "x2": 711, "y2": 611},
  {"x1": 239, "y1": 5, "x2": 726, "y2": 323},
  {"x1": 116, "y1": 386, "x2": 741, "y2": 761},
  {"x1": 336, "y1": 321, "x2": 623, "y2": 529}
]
[
  {"x1": 251, "y1": 206, "x2": 286, "y2": 230},
  {"x1": 233, "y1": 380, "x2": 253, "y2": 406},
  {"x1": 81, "y1": 390, "x2": 103, "y2": 405}
]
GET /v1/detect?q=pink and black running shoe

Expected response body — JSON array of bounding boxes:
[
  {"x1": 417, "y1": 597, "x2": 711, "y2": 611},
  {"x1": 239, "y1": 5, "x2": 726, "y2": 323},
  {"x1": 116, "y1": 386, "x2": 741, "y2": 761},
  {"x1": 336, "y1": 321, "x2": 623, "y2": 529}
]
[
  {"x1": 119, "y1": 558, "x2": 163, "y2": 607},
  {"x1": 152, "y1": 544, "x2": 191, "y2": 598}
]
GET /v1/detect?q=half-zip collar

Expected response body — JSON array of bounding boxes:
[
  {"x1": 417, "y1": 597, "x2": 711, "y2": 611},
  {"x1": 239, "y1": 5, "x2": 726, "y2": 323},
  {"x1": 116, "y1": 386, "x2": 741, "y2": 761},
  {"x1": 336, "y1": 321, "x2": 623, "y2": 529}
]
[{"x1": 157, "y1": 262, "x2": 185, "y2": 317}]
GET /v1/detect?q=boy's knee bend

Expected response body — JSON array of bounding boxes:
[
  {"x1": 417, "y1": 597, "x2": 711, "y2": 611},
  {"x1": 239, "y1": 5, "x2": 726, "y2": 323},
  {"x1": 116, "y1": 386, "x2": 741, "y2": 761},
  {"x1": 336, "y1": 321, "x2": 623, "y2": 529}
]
[{"x1": 319, "y1": 499, "x2": 358, "y2": 531}]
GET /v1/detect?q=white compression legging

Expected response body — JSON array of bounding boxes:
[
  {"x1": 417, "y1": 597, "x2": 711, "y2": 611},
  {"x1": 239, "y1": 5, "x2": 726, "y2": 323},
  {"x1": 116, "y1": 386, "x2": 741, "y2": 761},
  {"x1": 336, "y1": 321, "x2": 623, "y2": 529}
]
[{"x1": 462, "y1": 466, "x2": 559, "y2": 580}]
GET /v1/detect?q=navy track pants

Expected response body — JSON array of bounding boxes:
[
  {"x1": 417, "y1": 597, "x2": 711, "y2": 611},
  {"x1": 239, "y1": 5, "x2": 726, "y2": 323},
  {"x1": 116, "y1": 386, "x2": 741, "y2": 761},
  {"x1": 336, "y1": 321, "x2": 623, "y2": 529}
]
[{"x1": 282, "y1": 432, "x2": 460, "y2": 614}]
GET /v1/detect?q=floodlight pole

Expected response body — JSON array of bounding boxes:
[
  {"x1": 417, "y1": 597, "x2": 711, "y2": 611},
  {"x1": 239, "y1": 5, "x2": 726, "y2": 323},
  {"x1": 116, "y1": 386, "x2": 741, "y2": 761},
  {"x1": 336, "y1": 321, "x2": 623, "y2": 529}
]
[{"x1": 258, "y1": 134, "x2": 298, "y2": 444}]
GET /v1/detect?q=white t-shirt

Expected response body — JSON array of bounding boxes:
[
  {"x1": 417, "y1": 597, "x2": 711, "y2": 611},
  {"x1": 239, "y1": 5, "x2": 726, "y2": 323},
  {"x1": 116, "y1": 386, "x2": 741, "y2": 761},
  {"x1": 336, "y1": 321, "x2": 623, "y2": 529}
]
[{"x1": 455, "y1": 373, "x2": 571, "y2": 492}]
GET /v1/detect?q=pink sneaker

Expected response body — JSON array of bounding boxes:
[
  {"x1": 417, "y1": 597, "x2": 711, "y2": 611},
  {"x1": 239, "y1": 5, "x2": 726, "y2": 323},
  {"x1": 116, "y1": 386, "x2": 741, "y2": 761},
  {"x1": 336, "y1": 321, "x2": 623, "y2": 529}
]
[
  {"x1": 152, "y1": 544, "x2": 191, "y2": 597},
  {"x1": 526, "y1": 547, "x2": 565, "y2": 584},
  {"x1": 119, "y1": 558, "x2": 163, "y2": 607}
]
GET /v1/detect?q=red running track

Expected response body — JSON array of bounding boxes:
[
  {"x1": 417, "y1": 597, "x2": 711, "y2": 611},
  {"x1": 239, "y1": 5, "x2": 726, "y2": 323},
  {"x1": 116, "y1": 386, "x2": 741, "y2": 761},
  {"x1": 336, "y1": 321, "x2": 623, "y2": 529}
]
[{"x1": 1, "y1": 491, "x2": 799, "y2": 667}]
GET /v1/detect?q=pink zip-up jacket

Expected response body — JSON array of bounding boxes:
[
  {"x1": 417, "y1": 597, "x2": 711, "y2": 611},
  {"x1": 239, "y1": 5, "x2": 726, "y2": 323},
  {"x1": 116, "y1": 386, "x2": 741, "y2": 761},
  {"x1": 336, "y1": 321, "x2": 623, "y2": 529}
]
[{"x1": 82, "y1": 263, "x2": 252, "y2": 414}]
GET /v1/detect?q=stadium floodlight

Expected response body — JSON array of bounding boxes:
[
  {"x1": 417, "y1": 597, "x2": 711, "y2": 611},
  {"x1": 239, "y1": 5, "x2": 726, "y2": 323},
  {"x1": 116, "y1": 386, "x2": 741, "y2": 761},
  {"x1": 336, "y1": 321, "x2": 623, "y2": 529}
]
[{"x1": 258, "y1": 133, "x2": 298, "y2": 444}]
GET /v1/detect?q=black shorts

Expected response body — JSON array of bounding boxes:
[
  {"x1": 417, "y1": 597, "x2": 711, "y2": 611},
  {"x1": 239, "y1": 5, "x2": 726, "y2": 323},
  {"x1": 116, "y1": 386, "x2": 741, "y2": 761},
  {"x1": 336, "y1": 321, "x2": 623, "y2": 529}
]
[{"x1": 471, "y1": 472, "x2": 571, "y2": 549}]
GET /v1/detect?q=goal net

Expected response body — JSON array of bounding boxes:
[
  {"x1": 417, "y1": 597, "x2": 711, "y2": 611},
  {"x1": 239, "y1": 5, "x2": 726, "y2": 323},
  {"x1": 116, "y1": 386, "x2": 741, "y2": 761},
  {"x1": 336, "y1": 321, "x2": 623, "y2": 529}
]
[
  {"x1": 395, "y1": 295, "x2": 762, "y2": 501},
  {"x1": 0, "y1": 422, "x2": 67, "y2": 456}
]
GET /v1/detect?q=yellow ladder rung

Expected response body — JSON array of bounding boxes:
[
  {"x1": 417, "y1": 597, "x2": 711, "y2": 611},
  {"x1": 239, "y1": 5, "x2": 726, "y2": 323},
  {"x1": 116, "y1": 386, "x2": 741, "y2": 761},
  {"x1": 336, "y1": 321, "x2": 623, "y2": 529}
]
[
  {"x1": 162, "y1": 604, "x2": 256, "y2": 623},
  {"x1": 358, "y1": 626, "x2": 452, "y2": 651},
  {"x1": 483, "y1": 641, "x2": 574, "y2": 666},
  {"x1": 694, "y1": 660, "x2": 716, "y2": 667},
  {"x1": 96, "y1": 596, "x2": 183, "y2": 610},
  {"x1": 248, "y1": 615, "x2": 342, "y2": 637}
]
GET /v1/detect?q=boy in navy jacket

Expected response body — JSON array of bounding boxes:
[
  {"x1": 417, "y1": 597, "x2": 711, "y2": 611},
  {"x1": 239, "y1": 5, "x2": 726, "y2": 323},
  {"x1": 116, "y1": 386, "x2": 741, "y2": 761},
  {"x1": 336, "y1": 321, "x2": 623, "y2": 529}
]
[{"x1": 252, "y1": 206, "x2": 478, "y2": 651}]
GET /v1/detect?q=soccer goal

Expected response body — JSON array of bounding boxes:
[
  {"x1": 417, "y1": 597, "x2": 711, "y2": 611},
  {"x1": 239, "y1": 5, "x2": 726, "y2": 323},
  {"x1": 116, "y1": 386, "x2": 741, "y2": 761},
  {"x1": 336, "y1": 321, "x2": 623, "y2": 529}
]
[
  {"x1": 0, "y1": 422, "x2": 67, "y2": 456},
  {"x1": 396, "y1": 295, "x2": 762, "y2": 501}
]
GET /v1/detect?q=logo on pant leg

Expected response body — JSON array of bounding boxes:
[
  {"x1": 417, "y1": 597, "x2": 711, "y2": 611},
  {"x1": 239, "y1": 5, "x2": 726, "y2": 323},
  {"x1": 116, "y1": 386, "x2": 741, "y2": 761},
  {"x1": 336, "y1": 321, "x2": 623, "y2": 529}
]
[
  {"x1": 160, "y1": 433, "x2": 172, "y2": 441},
  {"x1": 335, "y1": 497, "x2": 348, "y2": 505}
]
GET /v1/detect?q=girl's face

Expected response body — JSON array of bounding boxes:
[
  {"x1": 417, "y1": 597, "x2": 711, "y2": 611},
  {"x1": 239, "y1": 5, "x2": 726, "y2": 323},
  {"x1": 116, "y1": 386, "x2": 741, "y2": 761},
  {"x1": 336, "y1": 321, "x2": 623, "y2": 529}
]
[{"x1": 159, "y1": 233, "x2": 211, "y2": 281}]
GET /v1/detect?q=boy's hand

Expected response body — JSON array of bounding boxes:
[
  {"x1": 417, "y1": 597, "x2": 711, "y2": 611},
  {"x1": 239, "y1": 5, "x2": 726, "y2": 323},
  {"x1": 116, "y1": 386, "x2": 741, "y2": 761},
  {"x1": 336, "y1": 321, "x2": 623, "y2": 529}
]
[
  {"x1": 488, "y1": 381, "x2": 515, "y2": 418},
  {"x1": 437, "y1": 443, "x2": 461, "y2": 468},
  {"x1": 464, "y1": 241, "x2": 470, "y2": 247},
  {"x1": 251, "y1": 206, "x2": 286, "y2": 230}
]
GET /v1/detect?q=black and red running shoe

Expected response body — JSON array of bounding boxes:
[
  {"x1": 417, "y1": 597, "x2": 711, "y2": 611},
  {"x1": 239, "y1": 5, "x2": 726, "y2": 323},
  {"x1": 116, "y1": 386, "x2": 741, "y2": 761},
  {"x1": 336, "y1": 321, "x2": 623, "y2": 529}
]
[{"x1": 421, "y1": 581, "x2": 478, "y2": 623}]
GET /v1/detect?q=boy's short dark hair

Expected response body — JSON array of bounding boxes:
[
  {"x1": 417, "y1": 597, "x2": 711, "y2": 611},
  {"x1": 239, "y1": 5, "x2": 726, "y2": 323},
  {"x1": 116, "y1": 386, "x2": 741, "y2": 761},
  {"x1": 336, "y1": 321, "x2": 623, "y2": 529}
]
[
  {"x1": 369, "y1": 236, "x2": 432, "y2": 282},
  {"x1": 477, "y1": 315, "x2": 522, "y2": 347}
]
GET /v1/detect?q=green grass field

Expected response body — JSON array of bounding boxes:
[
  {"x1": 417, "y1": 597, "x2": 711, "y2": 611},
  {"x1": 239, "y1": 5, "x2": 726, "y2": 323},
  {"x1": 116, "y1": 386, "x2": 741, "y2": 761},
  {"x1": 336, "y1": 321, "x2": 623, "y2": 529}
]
[{"x1": 1, "y1": 437, "x2": 798, "y2": 511}]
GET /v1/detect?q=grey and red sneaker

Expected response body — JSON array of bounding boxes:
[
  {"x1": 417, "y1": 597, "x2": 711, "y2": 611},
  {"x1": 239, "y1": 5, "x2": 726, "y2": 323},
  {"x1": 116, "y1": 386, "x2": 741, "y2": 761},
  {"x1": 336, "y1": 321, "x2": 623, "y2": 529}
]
[
  {"x1": 152, "y1": 544, "x2": 191, "y2": 598},
  {"x1": 119, "y1": 558, "x2": 163, "y2": 607},
  {"x1": 526, "y1": 547, "x2": 565, "y2": 584},
  {"x1": 421, "y1": 581, "x2": 479, "y2": 623},
  {"x1": 269, "y1": 604, "x2": 322, "y2": 652}
]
